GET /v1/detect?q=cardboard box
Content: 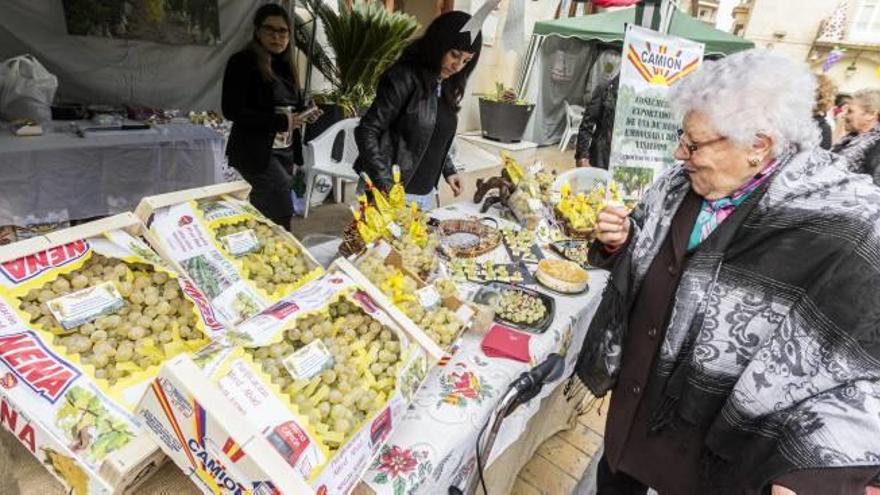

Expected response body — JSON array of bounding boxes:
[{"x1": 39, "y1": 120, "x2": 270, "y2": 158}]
[
  {"x1": 136, "y1": 270, "x2": 432, "y2": 495},
  {"x1": 0, "y1": 213, "x2": 225, "y2": 494},
  {"x1": 136, "y1": 182, "x2": 324, "y2": 327}
]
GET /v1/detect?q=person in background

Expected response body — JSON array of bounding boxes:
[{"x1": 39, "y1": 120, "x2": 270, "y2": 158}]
[
  {"x1": 222, "y1": 4, "x2": 319, "y2": 230},
  {"x1": 354, "y1": 11, "x2": 481, "y2": 211},
  {"x1": 832, "y1": 88, "x2": 880, "y2": 184},
  {"x1": 832, "y1": 92, "x2": 852, "y2": 145},
  {"x1": 575, "y1": 75, "x2": 619, "y2": 169},
  {"x1": 574, "y1": 50, "x2": 880, "y2": 495},
  {"x1": 812, "y1": 74, "x2": 836, "y2": 150}
]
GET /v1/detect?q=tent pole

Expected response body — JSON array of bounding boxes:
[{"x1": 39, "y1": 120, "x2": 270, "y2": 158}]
[{"x1": 516, "y1": 35, "x2": 545, "y2": 99}]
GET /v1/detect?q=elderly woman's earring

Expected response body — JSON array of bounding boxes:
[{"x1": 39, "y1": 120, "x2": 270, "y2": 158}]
[{"x1": 748, "y1": 156, "x2": 761, "y2": 167}]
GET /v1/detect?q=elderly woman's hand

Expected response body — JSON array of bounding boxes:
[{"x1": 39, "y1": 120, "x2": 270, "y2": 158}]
[{"x1": 595, "y1": 205, "x2": 630, "y2": 248}]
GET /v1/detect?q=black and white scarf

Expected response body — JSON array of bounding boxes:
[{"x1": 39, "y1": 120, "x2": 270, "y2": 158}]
[{"x1": 576, "y1": 146, "x2": 880, "y2": 490}]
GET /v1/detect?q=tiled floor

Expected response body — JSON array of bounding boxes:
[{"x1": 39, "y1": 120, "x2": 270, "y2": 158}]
[{"x1": 512, "y1": 403, "x2": 607, "y2": 495}]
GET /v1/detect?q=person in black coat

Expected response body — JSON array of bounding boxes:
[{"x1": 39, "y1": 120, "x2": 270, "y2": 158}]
[
  {"x1": 222, "y1": 4, "x2": 319, "y2": 230},
  {"x1": 575, "y1": 75, "x2": 619, "y2": 170},
  {"x1": 833, "y1": 88, "x2": 880, "y2": 184},
  {"x1": 354, "y1": 11, "x2": 482, "y2": 210}
]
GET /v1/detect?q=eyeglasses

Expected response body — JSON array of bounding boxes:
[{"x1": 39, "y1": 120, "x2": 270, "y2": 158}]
[
  {"x1": 260, "y1": 25, "x2": 290, "y2": 37},
  {"x1": 677, "y1": 129, "x2": 727, "y2": 158}
]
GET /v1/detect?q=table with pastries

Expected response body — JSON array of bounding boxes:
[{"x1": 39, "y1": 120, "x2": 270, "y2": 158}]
[{"x1": 2, "y1": 197, "x2": 604, "y2": 495}]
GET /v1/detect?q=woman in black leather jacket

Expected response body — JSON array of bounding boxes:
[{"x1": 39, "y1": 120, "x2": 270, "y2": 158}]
[
  {"x1": 354, "y1": 11, "x2": 482, "y2": 210},
  {"x1": 222, "y1": 4, "x2": 318, "y2": 230}
]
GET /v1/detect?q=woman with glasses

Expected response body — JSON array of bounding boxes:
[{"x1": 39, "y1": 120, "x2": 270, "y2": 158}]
[
  {"x1": 222, "y1": 4, "x2": 319, "y2": 230},
  {"x1": 573, "y1": 50, "x2": 880, "y2": 494},
  {"x1": 354, "y1": 11, "x2": 481, "y2": 210}
]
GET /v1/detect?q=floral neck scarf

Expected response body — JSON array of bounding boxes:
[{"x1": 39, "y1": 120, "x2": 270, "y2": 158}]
[{"x1": 687, "y1": 159, "x2": 781, "y2": 251}]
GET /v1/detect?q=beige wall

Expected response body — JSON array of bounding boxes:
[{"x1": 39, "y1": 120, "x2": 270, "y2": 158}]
[
  {"x1": 454, "y1": 0, "x2": 560, "y2": 132},
  {"x1": 742, "y1": 0, "x2": 880, "y2": 94}
]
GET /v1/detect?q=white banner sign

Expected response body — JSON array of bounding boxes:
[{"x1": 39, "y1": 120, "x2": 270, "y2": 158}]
[{"x1": 608, "y1": 25, "x2": 705, "y2": 201}]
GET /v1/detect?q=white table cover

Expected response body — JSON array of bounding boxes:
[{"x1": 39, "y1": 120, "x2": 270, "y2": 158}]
[
  {"x1": 361, "y1": 201, "x2": 606, "y2": 494},
  {"x1": 0, "y1": 121, "x2": 225, "y2": 225}
]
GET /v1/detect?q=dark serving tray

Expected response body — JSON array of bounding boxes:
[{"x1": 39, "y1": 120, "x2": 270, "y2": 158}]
[
  {"x1": 549, "y1": 240, "x2": 593, "y2": 268},
  {"x1": 473, "y1": 282, "x2": 555, "y2": 334}
]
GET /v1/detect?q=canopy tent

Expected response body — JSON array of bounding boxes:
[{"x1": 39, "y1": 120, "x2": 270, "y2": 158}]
[
  {"x1": 533, "y1": 7, "x2": 754, "y2": 57},
  {"x1": 517, "y1": 7, "x2": 754, "y2": 146}
]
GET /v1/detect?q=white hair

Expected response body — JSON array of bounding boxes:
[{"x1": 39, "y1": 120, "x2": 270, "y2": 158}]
[
  {"x1": 669, "y1": 49, "x2": 818, "y2": 155},
  {"x1": 853, "y1": 88, "x2": 880, "y2": 115}
]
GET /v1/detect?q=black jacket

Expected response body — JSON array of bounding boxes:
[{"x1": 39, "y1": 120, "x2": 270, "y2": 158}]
[
  {"x1": 814, "y1": 114, "x2": 832, "y2": 150},
  {"x1": 832, "y1": 126, "x2": 880, "y2": 185},
  {"x1": 575, "y1": 75, "x2": 619, "y2": 170},
  {"x1": 354, "y1": 63, "x2": 457, "y2": 190},
  {"x1": 222, "y1": 49, "x2": 300, "y2": 173}
]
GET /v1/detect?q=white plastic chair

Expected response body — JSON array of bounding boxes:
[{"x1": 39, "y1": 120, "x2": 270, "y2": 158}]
[
  {"x1": 559, "y1": 101, "x2": 585, "y2": 152},
  {"x1": 302, "y1": 118, "x2": 360, "y2": 218},
  {"x1": 552, "y1": 167, "x2": 611, "y2": 195}
]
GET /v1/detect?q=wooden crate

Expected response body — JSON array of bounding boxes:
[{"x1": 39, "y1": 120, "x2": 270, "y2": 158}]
[
  {"x1": 334, "y1": 256, "x2": 449, "y2": 362},
  {"x1": 133, "y1": 181, "x2": 251, "y2": 226},
  {"x1": 135, "y1": 182, "x2": 323, "y2": 315},
  {"x1": 137, "y1": 268, "x2": 435, "y2": 495},
  {"x1": 0, "y1": 213, "x2": 172, "y2": 494}
]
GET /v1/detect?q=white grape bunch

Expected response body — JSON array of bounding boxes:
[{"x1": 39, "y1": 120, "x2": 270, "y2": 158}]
[
  {"x1": 17, "y1": 254, "x2": 206, "y2": 384},
  {"x1": 355, "y1": 251, "x2": 464, "y2": 347},
  {"x1": 246, "y1": 295, "x2": 404, "y2": 453},
  {"x1": 213, "y1": 220, "x2": 312, "y2": 297}
]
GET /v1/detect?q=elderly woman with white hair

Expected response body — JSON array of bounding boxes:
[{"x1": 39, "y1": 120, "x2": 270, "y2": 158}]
[
  {"x1": 573, "y1": 50, "x2": 880, "y2": 494},
  {"x1": 833, "y1": 88, "x2": 880, "y2": 184}
]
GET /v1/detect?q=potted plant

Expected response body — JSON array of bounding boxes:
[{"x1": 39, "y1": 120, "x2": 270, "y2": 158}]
[
  {"x1": 303, "y1": 0, "x2": 418, "y2": 118},
  {"x1": 479, "y1": 83, "x2": 535, "y2": 143},
  {"x1": 298, "y1": 0, "x2": 418, "y2": 160}
]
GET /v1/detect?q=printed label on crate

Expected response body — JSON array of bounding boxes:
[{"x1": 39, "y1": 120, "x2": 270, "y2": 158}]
[
  {"x1": 149, "y1": 198, "x2": 323, "y2": 326},
  {"x1": 416, "y1": 285, "x2": 441, "y2": 310},
  {"x1": 237, "y1": 274, "x2": 354, "y2": 346},
  {"x1": 47, "y1": 282, "x2": 124, "y2": 330},
  {"x1": 219, "y1": 230, "x2": 261, "y2": 257},
  {"x1": 0, "y1": 330, "x2": 81, "y2": 403},
  {"x1": 216, "y1": 357, "x2": 324, "y2": 478},
  {"x1": 527, "y1": 197, "x2": 543, "y2": 212},
  {"x1": 1, "y1": 390, "x2": 113, "y2": 495},
  {"x1": 0, "y1": 240, "x2": 90, "y2": 286},
  {"x1": 282, "y1": 340, "x2": 334, "y2": 381},
  {"x1": 385, "y1": 222, "x2": 402, "y2": 239}
]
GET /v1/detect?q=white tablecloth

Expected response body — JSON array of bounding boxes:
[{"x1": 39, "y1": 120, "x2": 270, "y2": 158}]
[
  {"x1": 0, "y1": 121, "x2": 225, "y2": 226},
  {"x1": 361, "y1": 201, "x2": 607, "y2": 494}
]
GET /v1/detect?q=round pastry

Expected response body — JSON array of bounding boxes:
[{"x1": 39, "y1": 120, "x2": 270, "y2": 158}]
[{"x1": 536, "y1": 258, "x2": 589, "y2": 293}]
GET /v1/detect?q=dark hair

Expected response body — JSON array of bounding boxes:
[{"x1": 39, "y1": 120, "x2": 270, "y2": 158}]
[
  {"x1": 248, "y1": 4, "x2": 298, "y2": 85},
  {"x1": 835, "y1": 93, "x2": 852, "y2": 107},
  {"x1": 399, "y1": 11, "x2": 482, "y2": 110}
]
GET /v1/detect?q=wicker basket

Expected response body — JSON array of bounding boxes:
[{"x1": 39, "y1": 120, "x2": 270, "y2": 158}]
[{"x1": 438, "y1": 219, "x2": 501, "y2": 258}]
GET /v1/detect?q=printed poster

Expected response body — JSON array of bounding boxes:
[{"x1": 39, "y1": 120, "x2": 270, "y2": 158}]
[{"x1": 608, "y1": 25, "x2": 705, "y2": 201}]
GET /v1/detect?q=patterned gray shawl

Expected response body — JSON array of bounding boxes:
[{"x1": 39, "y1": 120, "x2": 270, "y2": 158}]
[{"x1": 575, "y1": 145, "x2": 880, "y2": 490}]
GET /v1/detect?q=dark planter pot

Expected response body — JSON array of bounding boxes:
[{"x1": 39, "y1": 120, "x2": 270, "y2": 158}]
[
  {"x1": 304, "y1": 103, "x2": 347, "y2": 160},
  {"x1": 479, "y1": 98, "x2": 535, "y2": 143}
]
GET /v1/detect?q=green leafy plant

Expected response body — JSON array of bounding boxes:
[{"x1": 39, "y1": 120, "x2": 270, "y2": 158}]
[
  {"x1": 304, "y1": 0, "x2": 420, "y2": 116},
  {"x1": 483, "y1": 82, "x2": 530, "y2": 105}
]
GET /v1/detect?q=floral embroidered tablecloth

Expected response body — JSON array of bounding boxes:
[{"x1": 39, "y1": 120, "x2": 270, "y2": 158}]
[{"x1": 361, "y1": 202, "x2": 608, "y2": 495}]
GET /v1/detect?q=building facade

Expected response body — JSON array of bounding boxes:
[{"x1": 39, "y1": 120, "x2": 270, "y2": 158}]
[
  {"x1": 732, "y1": 0, "x2": 880, "y2": 93},
  {"x1": 694, "y1": 0, "x2": 721, "y2": 24}
]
